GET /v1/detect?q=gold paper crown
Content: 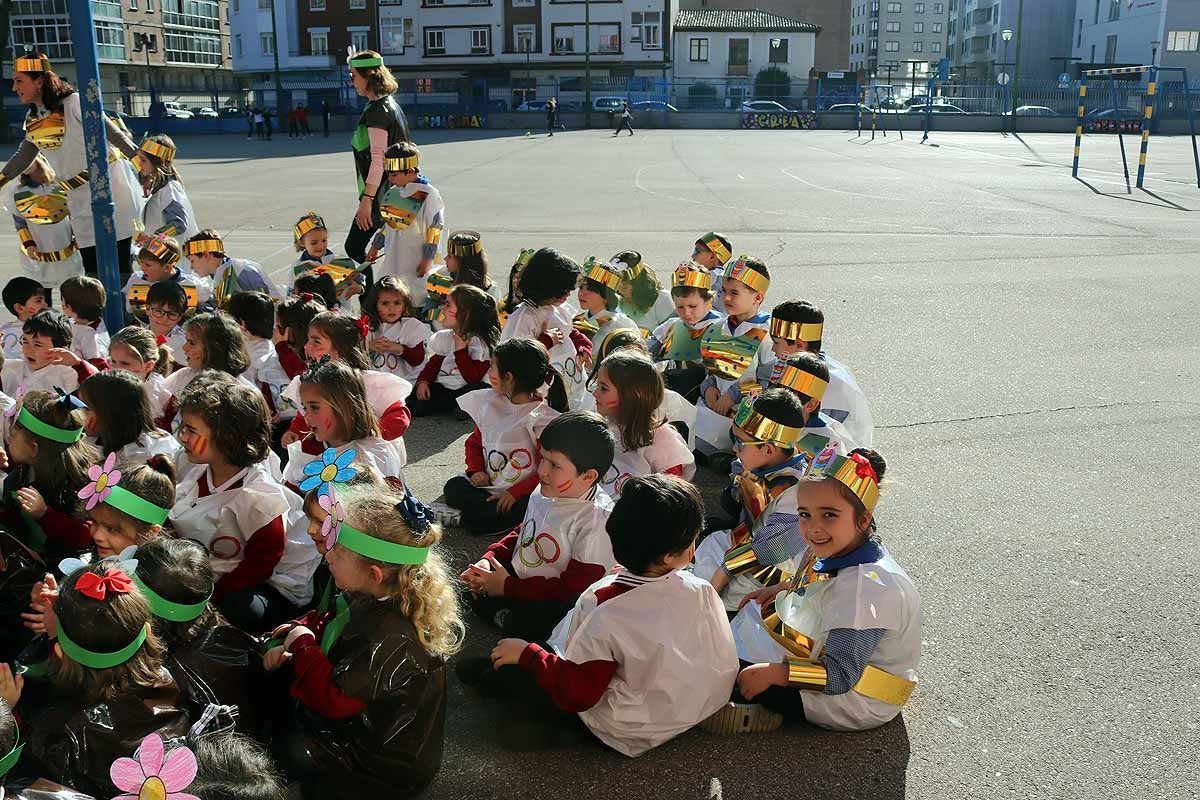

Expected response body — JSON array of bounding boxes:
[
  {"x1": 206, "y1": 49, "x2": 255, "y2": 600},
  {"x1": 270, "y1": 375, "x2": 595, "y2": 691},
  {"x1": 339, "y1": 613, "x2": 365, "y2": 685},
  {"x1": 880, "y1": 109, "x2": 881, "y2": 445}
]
[
  {"x1": 142, "y1": 237, "x2": 180, "y2": 266},
  {"x1": 672, "y1": 261, "x2": 712, "y2": 290},
  {"x1": 723, "y1": 257, "x2": 770, "y2": 293},
  {"x1": 810, "y1": 454, "x2": 881, "y2": 513},
  {"x1": 294, "y1": 213, "x2": 325, "y2": 241},
  {"x1": 774, "y1": 362, "x2": 828, "y2": 401},
  {"x1": 450, "y1": 235, "x2": 483, "y2": 258},
  {"x1": 139, "y1": 139, "x2": 176, "y2": 162},
  {"x1": 700, "y1": 232, "x2": 732, "y2": 264},
  {"x1": 515, "y1": 248, "x2": 536, "y2": 268},
  {"x1": 14, "y1": 55, "x2": 50, "y2": 73},
  {"x1": 770, "y1": 317, "x2": 823, "y2": 343},
  {"x1": 583, "y1": 257, "x2": 623, "y2": 291},
  {"x1": 614, "y1": 251, "x2": 646, "y2": 279},
  {"x1": 184, "y1": 235, "x2": 224, "y2": 256},
  {"x1": 385, "y1": 154, "x2": 419, "y2": 172},
  {"x1": 732, "y1": 396, "x2": 805, "y2": 448}
]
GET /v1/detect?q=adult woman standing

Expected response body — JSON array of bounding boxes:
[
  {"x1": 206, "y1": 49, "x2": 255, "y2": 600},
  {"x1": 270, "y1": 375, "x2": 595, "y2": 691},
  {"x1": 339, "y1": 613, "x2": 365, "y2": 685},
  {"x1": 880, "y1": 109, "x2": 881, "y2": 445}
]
[
  {"x1": 346, "y1": 50, "x2": 410, "y2": 268},
  {"x1": 546, "y1": 97, "x2": 558, "y2": 136},
  {"x1": 0, "y1": 53, "x2": 143, "y2": 278}
]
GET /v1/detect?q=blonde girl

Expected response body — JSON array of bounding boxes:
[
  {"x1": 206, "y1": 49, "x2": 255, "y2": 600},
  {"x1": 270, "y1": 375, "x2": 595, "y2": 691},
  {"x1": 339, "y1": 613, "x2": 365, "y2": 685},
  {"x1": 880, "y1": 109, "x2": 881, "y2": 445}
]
[{"x1": 107, "y1": 326, "x2": 176, "y2": 430}]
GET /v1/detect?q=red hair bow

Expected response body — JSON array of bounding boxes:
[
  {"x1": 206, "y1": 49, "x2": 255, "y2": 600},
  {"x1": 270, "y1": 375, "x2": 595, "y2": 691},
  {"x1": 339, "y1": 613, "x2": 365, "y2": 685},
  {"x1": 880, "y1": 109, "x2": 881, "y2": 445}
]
[
  {"x1": 848, "y1": 452, "x2": 877, "y2": 482},
  {"x1": 155, "y1": 335, "x2": 167, "y2": 346},
  {"x1": 76, "y1": 568, "x2": 135, "y2": 601},
  {"x1": 355, "y1": 315, "x2": 370, "y2": 339},
  {"x1": 300, "y1": 292, "x2": 315, "y2": 302}
]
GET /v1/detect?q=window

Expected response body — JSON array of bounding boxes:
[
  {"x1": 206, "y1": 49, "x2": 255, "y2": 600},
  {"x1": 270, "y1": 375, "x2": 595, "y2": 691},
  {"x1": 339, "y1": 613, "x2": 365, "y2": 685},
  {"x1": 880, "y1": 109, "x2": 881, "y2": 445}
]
[
  {"x1": 1093, "y1": 0, "x2": 1099, "y2": 24},
  {"x1": 310, "y1": 30, "x2": 328, "y2": 54},
  {"x1": 1167, "y1": 31, "x2": 1200, "y2": 52},
  {"x1": 554, "y1": 33, "x2": 573, "y2": 52},
  {"x1": 1107, "y1": 0, "x2": 1119, "y2": 21},
  {"x1": 164, "y1": 31, "x2": 221, "y2": 64},
  {"x1": 260, "y1": 32, "x2": 274, "y2": 54},
  {"x1": 380, "y1": 7, "x2": 405, "y2": 51},
  {"x1": 351, "y1": 29, "x2": 369, "y2": 51},
  {"x1": 643, "y1": 11, "x2": 660, "y2": 47},
  {"x1": 914, "y1": 1, "x2": 923, "y2": 10},
  {"x1": 948, "y1": 19, "x2": 954, "y2": 35},
  {"x1": 886, "y1": 21, "x2": 899, "y2": 31},
  {"x1": 513, "y1": 0, "x2": 534, "y2": 5},
  {"x1": 145, "y1": 0, "x2": 152, "y2": 9},
  {"x1": 235, "y1": 32, "x2": 242, "y2": 56},
  {"x1": 768, "y1": 37, "x2": 788, "y2": 62},
  {"x1": 630, "y1": 11, "x2": 640, "y2": 41},
  {"x1": 1077, "y1": 18, "x2": 1082, "y2": 47},
  {"x1": 350, "y1": 0, "x2": 364, "y2": 7},
  {"x1": 514, "y1": 24, "x2": 535, "y2": 53},
  {"x1": 933, "y1": 2, "x2": 942, "y2": 11},
  {"x1": 689, "y1": 36, "x2": 708, "y2": 61},
  {"x1": 1090, "y1": 43, "x2": 1095, "y2": 61},
  {"x1": 230, "y1": 0, "x2": 235, "y2": 10},
  {"x1": 870, "y1": 19, "x2": 878, "y2": 32},
  {"x1": 1104, "y1": 33, "x2": 1117, "y2": 63},
  {"x1": 258, "y1": 0, "x2": 268, "y2": 8},
  {"x1": 912, "y1": 40, "x2": 923, "y2": 51},
  {"x1": 932, "y1": 22, "x2": 940, "y2": 33},
  {"x1": 404, "y1": 18, "x2": 414, "y2": 45},
  {"x1": 885, "y1": 40, "x2": 899, "y2": 51},
  {"x1": 913, "y1": 22, "x2": 923, "y2": 32},
  {"x1": 425, "y1": 28, "x2": 444, "y2": 53},
  {"x1": 309, "y1": 0, "x2": 322, "y2": 9},
  {"x1": 470, "y1": 27, "x2": 489, "y2": 53},
  {"x1": 886, "y1": 2, "x2": 900, "y2": 11},
  {"x1": 417, "y1": 78, "x2": 431, "y2": 93},
  {"x1": 931, "y1": 41, "x2": 940, "y2": 52},
  {"x1": 598, "y1": 29, "x2": 619, "y2": 52}
]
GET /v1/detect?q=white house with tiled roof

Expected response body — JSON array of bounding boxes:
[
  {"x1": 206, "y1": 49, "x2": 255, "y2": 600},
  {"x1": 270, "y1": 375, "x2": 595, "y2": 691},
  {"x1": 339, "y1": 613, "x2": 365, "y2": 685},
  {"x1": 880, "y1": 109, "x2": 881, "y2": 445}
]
[{"x1": 671, "y1": 8, "x2": 820, "y2": 103}]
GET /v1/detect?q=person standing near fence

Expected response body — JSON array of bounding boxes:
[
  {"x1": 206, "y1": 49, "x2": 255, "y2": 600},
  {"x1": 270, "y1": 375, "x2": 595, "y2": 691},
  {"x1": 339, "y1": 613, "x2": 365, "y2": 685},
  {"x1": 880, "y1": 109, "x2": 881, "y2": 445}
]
[
  {"x1": 322, "y1": 100, "x2": 331, "y2": 137},
  {"x1": 614, "y1": 102, "x2": 634, "y2": 136},
  {"x1": 298, "y1": 102, "x2": 311, "y2": 136},
  {"x1": 254, "y1": 108, "x2": 266, "y2": 140},
  {"x1": 546, "y1": 97, "x2": 557, "y2": 136},
  {"x1": 345, "y1": 50, "x2": 410, "y2": 272},
  {"x1": 288, "y1": 105, "x2": 300, "y2": 138}
]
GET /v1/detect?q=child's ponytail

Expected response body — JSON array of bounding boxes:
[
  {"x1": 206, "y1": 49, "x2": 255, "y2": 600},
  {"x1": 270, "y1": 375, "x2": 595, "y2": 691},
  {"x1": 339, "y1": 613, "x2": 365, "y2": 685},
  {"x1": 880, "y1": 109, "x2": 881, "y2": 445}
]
[
  {"x1": 493, "y1": 338, "x2": 567, "y2": 411},
  {"x1": 544, "y1": 365, "x2": 568, "y2": 413},
  {"x1": 448, "y1": 284, "x2": 500, "y2": 354},
  {"x1": 309, "y1": 311, "x2": 372, "y2": 371}
]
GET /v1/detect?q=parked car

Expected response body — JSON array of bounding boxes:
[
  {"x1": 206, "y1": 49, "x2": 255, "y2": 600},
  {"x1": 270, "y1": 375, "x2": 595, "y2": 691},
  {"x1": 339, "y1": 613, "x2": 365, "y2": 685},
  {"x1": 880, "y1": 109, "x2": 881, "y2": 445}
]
[
  {"x1": 904, "y1": 102, "x2": 967, "y2": 114},
  {"x1": 593, "y1": 96, "x2": 626, "y2": 112},
  {"x1": 161, "y1": 102, "x2": 193, "y2": 119},
  {"x1": 516, "y1": 100, "x2": 550, "y2": 112},
  {"x1": 740, "y1": 100, "x2": 794, "y2": 114},
  {"x1": 1010, "y1": 105, "x2": 1057, "y2": 117},
  {"x1": 1086, "y1": 107, "x2": 1142, "y2": 121},
  {"x1": 630, "y1": 100, "x2": 678, "y2": 112},
  {"x1": 219, "y1": 106, "x2": 245, "y2": 118},
  {"x1": 826, "y1": 103, "x2": 874, "y2": 114},
  {"x1": 190, "y1": 107, "x2": 219, "y2": 119}
]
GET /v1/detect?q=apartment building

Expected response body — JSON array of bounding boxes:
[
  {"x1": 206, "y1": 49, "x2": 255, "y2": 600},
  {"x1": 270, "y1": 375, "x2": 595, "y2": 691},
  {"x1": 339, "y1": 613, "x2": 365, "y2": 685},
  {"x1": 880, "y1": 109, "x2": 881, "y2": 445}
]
[
  {"x1": 8, "y1": 0, "x2": 237, "y2": 97},
  {"x1": 677, "y1": 0, "x2": 850, "y2": 70},
  {"x1": 849, "y1": 0, "x2": 950, "y2": 80},
  {"x1": 945, "y1": 0, "x2": 1075, "y2": 81},
  {"x1": 1072, "y1": 0, "x2": 1200, "y2": 74}
]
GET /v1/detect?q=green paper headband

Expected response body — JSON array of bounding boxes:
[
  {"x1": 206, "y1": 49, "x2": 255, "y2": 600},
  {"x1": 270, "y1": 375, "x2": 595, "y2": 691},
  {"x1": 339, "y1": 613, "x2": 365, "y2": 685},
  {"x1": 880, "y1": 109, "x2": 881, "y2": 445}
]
[
  {"x1": 106, "y1": 485, "x2": 170, "y2": 526},
  {"x1": 133, "y1": 574, "x2": 210, "y2": 622},
  {"x1": 16, "y1": 406, "x2": 83, "y2": 443},
  {"x1": 337, "y1": 522, "x2": 429, "y2": 565},
  {"x1": 0, "y1": 735, "x2": 23, "y2": 779},
  {"x1": 350, "y1": 55, "x2": 383, "y2": 68},
  {"x1": 56, "y1": 621, "x2": 148, "y2": 669}
]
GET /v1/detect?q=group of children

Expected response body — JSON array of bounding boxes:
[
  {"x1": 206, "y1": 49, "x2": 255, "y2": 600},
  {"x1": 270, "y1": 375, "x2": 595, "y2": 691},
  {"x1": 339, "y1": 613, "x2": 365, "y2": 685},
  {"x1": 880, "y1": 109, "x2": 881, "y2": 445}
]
[{"x1": 0, "y1": 134, "x2": 921, "y2": 799}]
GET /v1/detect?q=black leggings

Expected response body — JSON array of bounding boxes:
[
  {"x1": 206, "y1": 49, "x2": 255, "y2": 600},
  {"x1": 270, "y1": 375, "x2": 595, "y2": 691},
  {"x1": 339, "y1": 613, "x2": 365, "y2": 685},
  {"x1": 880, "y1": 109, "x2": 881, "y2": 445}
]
[
  {"x1": 344, "y1": 215, "x2": 380, "y2": 267},
  {"x1": 216, "y1": 583, "x2": 300, "y2": 634},
  {"x1": 79, "y1": 237, "x2": 133, "y2": 281},
  {"x1": 443, "y1": 476, "x2": 529, "y2": 537},
  {"x1": 408, "y1": 381, "x2": 486, "y2": 417},
  {"x1": 733, "y1": 659, "x2": 807, "y2": 720},
  {"x1": 468, "y1": 591, "x2": 574, "y2": 644}
]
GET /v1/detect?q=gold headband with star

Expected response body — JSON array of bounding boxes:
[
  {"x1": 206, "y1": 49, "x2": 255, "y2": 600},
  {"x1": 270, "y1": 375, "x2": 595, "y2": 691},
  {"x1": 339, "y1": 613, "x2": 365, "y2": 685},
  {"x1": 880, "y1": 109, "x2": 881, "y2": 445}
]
[
  {"x1": 139, "y1": 139, "x2": 175, "y2": 162},
  {"x1": 723, "y1": 257, "x2": 770, "y2": 293},
  {"x1": 583, "y1": 257, "x2": 624, "y2": 291},
  {"x1": 294, "y1": 213, "x2": 326, "y2": 241},
  {"x1": 700, "y1": 232, "x2": 732, "y2": 264},
  {"x1": 450, "y1": 235, "x2": 483, "y2": 258},
  {"x1": 184, "y1": 234, "x2": 224, "y2": 256},
  {"x1": 672, "y1": 262, "x2": 713, "y2": 290},
  {"x1": 732, "y1": 396, "x2": 805, "y2": 448}
]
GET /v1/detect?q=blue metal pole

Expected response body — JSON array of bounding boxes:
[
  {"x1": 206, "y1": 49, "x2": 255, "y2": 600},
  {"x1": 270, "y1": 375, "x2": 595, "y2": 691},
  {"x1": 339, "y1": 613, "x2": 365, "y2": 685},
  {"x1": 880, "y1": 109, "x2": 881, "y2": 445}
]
[
  {"x1": 1109, "y1": 76, "x2": 1131, "y2": 192},
  {"x1": 68, "y1": 0, "x2": 124, "y2": 333},
  {"x1": 922, "y1": 77, "x2": 933, "y2": 142}
]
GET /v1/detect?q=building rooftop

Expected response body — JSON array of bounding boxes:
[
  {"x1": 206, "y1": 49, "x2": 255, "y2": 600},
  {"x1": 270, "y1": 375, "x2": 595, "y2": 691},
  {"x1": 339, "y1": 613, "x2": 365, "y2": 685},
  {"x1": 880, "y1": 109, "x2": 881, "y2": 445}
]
[{"x1": 674, "y1": 8, "x2": 821, "y2": 33}]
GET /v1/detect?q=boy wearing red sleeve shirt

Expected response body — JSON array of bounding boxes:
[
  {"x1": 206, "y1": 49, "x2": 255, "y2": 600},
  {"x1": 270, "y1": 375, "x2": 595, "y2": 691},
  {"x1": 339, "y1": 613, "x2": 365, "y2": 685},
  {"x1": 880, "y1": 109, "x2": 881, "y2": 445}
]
[
  {"x1": 459, "y1": 411, "x2": 616, "y2": 664},
  {"x1": 490, "y1": 474, "x2": 739, "y2": 757}
]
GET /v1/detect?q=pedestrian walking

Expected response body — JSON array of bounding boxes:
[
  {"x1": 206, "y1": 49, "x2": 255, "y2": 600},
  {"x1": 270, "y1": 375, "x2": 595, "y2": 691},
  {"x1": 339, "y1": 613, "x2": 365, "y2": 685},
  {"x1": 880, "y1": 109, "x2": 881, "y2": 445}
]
[
  {"x1": 322, "y1": 99, "x2": 331, "y2": 137},
  {"x1": 264, "y1": 108, "x2": 274, "y2": 140},
  {"x1": 298, "y1": 102, "x2": 311, "y2": 136},
  {"x1": 546, "y1": 97, "x2": 557, "y2": 137},
  {"x1": 246, "y1": 107, "x2": 254, "y2": 139},
  {"x1": 253, "y1": 108, "x2": 265, "y2": 139},
  {"x1": 614, "y1": 102, "x2": 634, "y2": 136},
  {"x1": 288, "y1": 105, "x2": 300, "y2": 138}
]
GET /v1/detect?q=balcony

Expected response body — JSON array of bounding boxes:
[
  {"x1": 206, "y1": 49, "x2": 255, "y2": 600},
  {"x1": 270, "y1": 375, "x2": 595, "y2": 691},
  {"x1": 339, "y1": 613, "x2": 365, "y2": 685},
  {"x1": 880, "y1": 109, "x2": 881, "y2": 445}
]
[
  {"x1": 285, "y1": 51, "x2": 337, "y2": 68},
  {"x1": 726, "y1": 63, "x2": 748, "y2": 76}
]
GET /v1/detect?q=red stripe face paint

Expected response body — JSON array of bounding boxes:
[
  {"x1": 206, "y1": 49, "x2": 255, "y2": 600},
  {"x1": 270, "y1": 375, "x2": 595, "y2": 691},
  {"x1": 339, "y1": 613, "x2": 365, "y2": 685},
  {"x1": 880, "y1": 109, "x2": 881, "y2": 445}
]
[
  {"x1": 556, "y1": 479, "x2": 573, "y2": 493},
  {"x1": 191, "y1": 435, "x2": 207, "y2": 458}
]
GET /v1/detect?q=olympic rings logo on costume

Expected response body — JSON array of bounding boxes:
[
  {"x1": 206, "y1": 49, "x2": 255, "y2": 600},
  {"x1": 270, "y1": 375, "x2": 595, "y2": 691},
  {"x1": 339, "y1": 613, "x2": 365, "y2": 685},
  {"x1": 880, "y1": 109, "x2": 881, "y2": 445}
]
[
  {"x1": 602, "y1": 465, "x2": 634, "y2": 495},
  {"x1": 1, "y1": 332, "x2": 18, "y2": 353},
  {"x1": 558, "y1": 356, "x2": 583, "y2": 383},
  {"x1": 486, "y1": 447, "x2": 533, "y2": 485},
  {"x1": 517, "y1": 519, "x2": 561, "y2": 569},
  {"x1": 371, "y1": 352, "x2": 405, "y2": 371},
  {"x1": 197, "y1": 535, "x2": 242, "y2": 560}
]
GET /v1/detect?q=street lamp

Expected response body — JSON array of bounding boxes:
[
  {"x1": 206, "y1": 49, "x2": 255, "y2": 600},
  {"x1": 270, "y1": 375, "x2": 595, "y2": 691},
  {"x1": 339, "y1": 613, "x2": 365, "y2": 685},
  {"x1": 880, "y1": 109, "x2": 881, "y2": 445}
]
[
  {"x1": 1151, "y1": 40, "x2": 1160, "y2": 64},
  {"x1": 1000, "y1": 29, "x2": 1013, "y2": 116},
  {"x1": 1008, "y1": 0, "x2": 1024, "y2": 131}
]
